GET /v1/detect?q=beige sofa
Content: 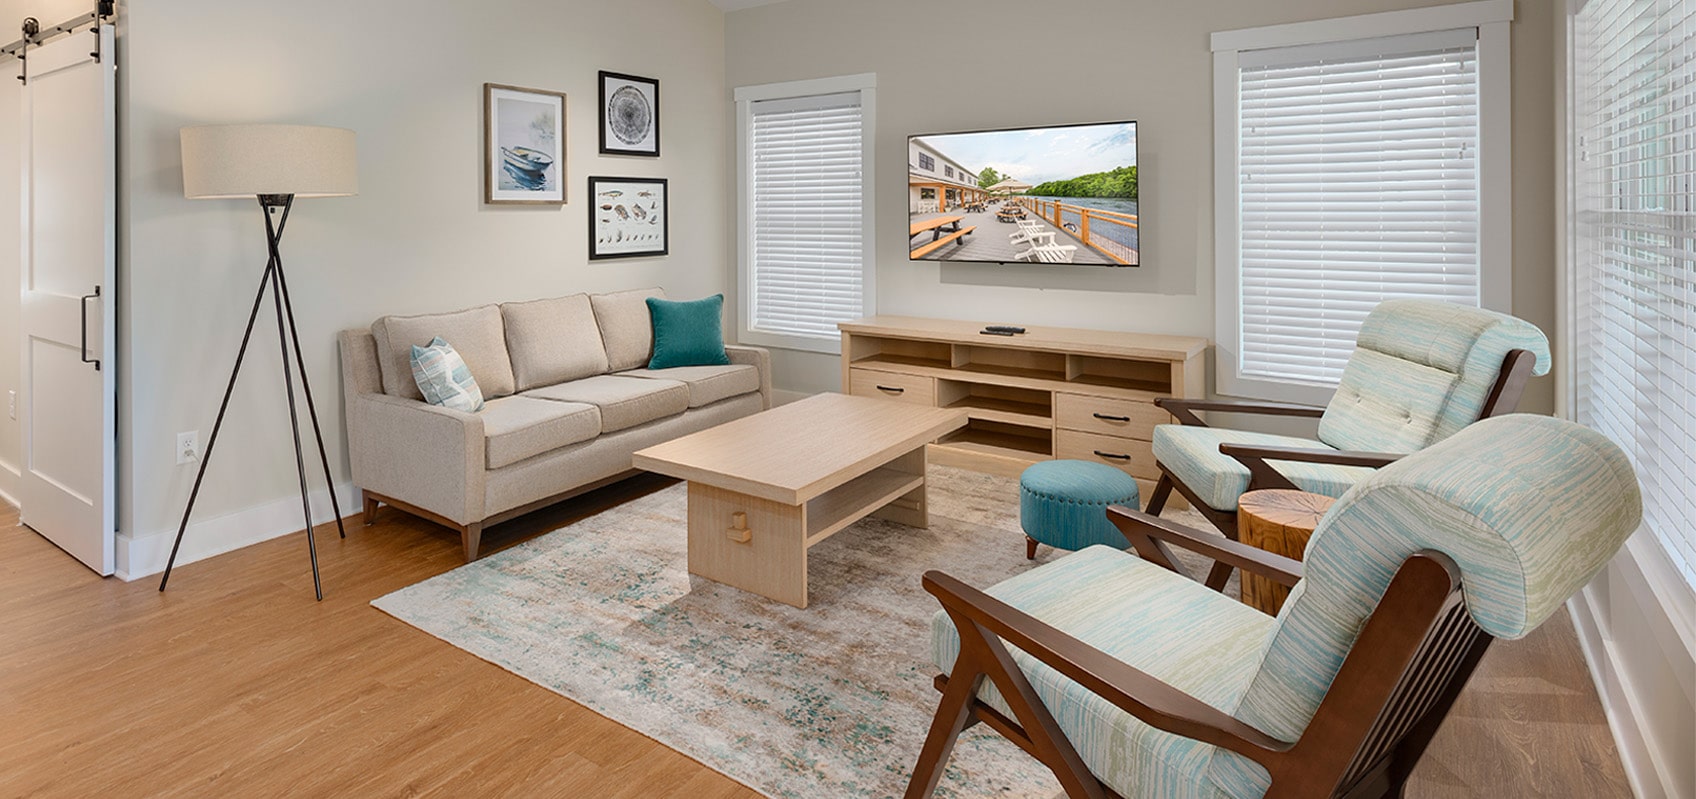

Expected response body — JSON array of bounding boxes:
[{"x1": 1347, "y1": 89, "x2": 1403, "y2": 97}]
[{"x1": 339, "y1": 287, "x2": 771, "y2": 560}]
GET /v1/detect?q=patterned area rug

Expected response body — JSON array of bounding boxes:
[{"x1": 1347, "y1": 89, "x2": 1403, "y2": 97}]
[{"x1": 373, "y1": 464, "x2": 1220, "y2": 798}]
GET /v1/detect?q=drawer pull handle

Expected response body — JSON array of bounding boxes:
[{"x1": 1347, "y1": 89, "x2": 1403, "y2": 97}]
[
  {"x1": 1092, "y1": 412, "x2": 1131, "y2": 422},
  {"x1": 876, "y1": 385, "x2": 905, "y2": 394},
  {"x1": 1093, "y1": 450, "x2": 1131, "y2": 461}
]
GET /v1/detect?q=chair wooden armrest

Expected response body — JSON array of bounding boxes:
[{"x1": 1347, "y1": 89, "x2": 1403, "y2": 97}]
[
  {"x1": 922, "y1": 570, "x2": 1290, "y2": 766},
  {"x1": 1217, "y1": 443, "x2": 1403, "y2": 493},
  {"x1": 1155, "y1": 397, "x2": 1326, "y2": 427},
  {"x1": 1107, "y1": 505, "x2": 1303, "y2": 588}
]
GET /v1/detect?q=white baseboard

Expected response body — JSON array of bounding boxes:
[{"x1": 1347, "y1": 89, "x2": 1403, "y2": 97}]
[
  {"x1": 0, "y1": 458, "x2": 19, "y2": 510},
  {"x1": 115, "y1": 482, "x2": 359, "y2": 582},
  {"x1": 1568, "y1": 538, "x2": 1696, "y2": 799}
]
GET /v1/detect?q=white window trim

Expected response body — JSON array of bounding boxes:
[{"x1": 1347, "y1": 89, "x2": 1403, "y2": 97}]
[
  {"x1": 1211, "y1": 0, "x2": 1515, "y2": 405},
  {"x1": 734, "y1": 73, "x2": 877, "y2": 355}
]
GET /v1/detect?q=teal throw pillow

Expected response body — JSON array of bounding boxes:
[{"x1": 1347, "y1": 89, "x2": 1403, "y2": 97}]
[
  {"x1": 410, "y1": 337, "x2": 485, "y2": 412},
  {"x1": 647, "y1": 294, "x2": 731, "y2": 369}
]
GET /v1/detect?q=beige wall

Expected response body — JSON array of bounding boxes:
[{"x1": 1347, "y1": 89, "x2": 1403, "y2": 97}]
[
  {"x1": 724, "y1": 0, "x2": 1558, "y2": 418},
  {"x1": 111, "y1": 0, "x2": 727, "y2": 564}
]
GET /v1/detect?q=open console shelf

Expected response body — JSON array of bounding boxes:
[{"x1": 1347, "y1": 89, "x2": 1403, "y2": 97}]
[{"x1": 840, "y1": 316, "x2": 1209, "y2": 498}]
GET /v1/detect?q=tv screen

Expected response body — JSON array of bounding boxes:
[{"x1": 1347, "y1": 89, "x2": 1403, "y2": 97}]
[{"x1": 907, "y1": 120, "x2": 1138, "y2": 267}]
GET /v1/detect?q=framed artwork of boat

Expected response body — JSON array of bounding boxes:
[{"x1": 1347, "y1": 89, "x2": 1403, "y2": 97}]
[
  {"x1": 485, "y1": 83, "x2": 567, "y2": 205},
  {"x1": 589, "y1": 176, "x2": 667, "y2": 259},
  {"x1": 598, "y1": 71, "x2": 659, "y2": 157}
]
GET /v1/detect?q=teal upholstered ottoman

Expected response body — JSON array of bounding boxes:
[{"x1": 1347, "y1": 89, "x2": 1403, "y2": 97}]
[{"x1": 1019, "y1": 460, "x2": 1141, "y2": 559}]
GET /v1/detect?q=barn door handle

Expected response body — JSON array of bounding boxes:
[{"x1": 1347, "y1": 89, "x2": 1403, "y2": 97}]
[{"x1": 80, "y1": 286, "x2": 100, "y2": 371}]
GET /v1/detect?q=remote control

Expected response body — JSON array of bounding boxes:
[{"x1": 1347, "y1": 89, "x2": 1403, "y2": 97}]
[
  {"x1": 979, "y1": 329, "x2": 1015, "y2": 336},
  {"x1": 983, "y1": 325, "x2": 1026, "y2": 334}
]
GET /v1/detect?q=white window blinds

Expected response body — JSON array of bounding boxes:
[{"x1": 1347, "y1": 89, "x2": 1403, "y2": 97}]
[
  {"x1": 1573, "y1": 0, "x2": 1696, "y2": 585},
  {"x1": 1236, "y1": 29, "x2": 1482, "y2": 387},
  {"x1": 748, "y1": 91, "x2": 866, "y2": 342}
]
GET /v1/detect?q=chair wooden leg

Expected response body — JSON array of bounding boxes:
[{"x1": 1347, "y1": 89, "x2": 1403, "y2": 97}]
[
  {"x1": 1025, "y1": 536, "x2": 1039, "y2": 560},
  {"x1": 947, "y1": 610, "x2": 1109, "y2": 799},
  {"x1": 361, "y1": 492, "x2": 379, "y2": 526},
  {"x1": 461, "y1": 523, "x2": 483, "y2": 562},
  {"x1": 904, "y1": 667, "x2": 988, "y2": 798},
  {"x1": 1144, "y1": 474, "x2": 1174, "y2": 514}
]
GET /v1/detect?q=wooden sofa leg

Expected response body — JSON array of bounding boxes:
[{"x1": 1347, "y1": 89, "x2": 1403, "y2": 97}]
[
  {"x1": 1025, "y1": 536, "x2": 1039, "y2": 560},
  {"x1": 362, "y1": 492, "x2": 380, "y2": 526},
  {"x1": 462, "y1": 523, "x2": 483, "y2": 562}
]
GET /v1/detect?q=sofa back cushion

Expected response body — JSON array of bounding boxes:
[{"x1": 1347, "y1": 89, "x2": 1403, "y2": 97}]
[
  {"x1": 501, "y1": 294, "x2": 610, "y2": 391},
  {"x1": 590, "y1": 287, "x2": 665, "y2": 372},
  {"x1": 372, "y1": 304, "x2": 516, "y2": 400}
]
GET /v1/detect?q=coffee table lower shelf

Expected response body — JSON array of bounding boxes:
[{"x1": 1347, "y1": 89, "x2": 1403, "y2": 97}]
[{"x1": 685, "y1": 446, "x2": 928, "y2": 608}]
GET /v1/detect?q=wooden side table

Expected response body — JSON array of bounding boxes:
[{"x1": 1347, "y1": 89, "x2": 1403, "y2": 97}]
[{"x1": 1237, "y1": 489, "x2": 1335, "y2": 614}]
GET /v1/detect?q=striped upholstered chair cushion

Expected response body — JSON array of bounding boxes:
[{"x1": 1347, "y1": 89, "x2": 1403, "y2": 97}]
[
  {"x1": 1207, "y1": 414, "x2": 1640, "y2": 796},
  {"x1": 933, "y1": 414, "x2": 1639, "y2": 798},
  {"x1": 1151, "y1": 300, "x2": 1551, "y2": 512}
]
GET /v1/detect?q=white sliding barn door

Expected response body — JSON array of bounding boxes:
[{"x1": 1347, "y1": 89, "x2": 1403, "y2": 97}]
[{"x1": 17, "y1": 24, "x2": 116, "y2": 575}]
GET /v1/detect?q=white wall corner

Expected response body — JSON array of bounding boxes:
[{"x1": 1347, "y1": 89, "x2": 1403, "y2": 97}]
[
  {"x1": 1567, "y1": 540, "x2": 1696, "y2": 799},
  {"x1": 115, "y1": 482, "x2": 359, "y2": 582}
]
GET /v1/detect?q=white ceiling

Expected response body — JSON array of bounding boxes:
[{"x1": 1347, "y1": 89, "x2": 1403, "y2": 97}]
[{"x1": 709, "y1": 0, "x2": 791, "y2": 11}]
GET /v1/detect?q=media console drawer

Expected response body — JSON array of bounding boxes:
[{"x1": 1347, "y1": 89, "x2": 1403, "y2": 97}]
[
  {"x1": 1054, "y1": 429, "x2": 1159, "y2": 480},
  {"x1": 848, "y1": 368, "x2": 936, "y2": 406},
  {"x1": 1054, "y1": 392, "x2": 1167, "y2": 439}
]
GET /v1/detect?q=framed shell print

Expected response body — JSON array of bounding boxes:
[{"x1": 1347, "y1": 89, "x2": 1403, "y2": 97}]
[{"x1": 589, "y1": 176, "x2": 667, "y2": 259}]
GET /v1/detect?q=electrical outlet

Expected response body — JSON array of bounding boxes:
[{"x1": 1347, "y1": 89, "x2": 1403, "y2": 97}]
[
  {"x1": 176, "y1": 431, "x2": 199, "y2": 465},
  {"x1": 6, "y1": 390, "x2": 13, "y2": 420}
]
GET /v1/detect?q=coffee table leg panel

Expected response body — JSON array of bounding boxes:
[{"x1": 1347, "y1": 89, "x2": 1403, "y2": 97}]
[
  {"x1": 871, "y1": 446, "x2": 927, "y2": 529},
  {"x1": 686, "y1": 482, "x2": 809, "y2": 608}
]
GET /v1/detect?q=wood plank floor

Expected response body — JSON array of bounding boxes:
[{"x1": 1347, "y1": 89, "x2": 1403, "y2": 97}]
[{"x1": 0, "y1": 483, "x2": 1631, "y2": 797}]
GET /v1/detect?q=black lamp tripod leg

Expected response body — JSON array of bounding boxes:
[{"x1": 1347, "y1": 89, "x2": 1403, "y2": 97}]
[
  {"x1": 272, "y1": 258, "x2": 346, "y2": 539},
  {"x1": 158, "y1": 261, "x2": 275, "y2": 592},
  {"x1": 264, "y1": 203, "x2": 323, "y2": 601}
]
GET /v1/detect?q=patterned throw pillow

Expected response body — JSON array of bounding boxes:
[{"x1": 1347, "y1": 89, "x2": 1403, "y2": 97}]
[{"x1": 410, "y1": 337, "x2": 484, "y2": 412}]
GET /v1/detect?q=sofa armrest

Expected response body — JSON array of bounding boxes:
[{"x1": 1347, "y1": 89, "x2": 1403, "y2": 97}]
[
  {"x1": 726, "y1": 344, "x2": 773, "y2": 409},
  {"x1": 347, "y1": 393, "x2": 486, "y2": 525}
]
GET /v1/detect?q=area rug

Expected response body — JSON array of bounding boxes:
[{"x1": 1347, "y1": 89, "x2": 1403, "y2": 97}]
[{"x1": 373, "y1": 464, "x2": 1220, "y2": 798}]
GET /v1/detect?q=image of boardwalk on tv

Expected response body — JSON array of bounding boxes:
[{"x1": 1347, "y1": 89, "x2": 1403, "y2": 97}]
[{"x1": 907, "y1": 121, "x2": 1138, "y2": 267}]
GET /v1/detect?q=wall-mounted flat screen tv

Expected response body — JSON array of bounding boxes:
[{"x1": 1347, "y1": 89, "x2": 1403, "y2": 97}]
[{"x1": 907, "y1": 120, "x2": 1138, "y2": 267}]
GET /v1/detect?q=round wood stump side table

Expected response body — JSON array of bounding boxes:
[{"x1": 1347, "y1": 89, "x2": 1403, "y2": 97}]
[{"x1": 1237, "y1": 489, "x2": 1336, "y2": 615}]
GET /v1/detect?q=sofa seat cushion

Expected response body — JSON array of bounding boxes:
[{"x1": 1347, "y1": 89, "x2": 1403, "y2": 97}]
[
  {"x1": 479, "y1": 396, "x2": 601, "y2": 470},
  {"x1": 523, "y1": 374, "x2": 689, "y2": 433},
  {"x1": 373, "y1": 304, "x2": 516, "y2": 401},
  {"x1": 1152, "y1": 424, "x2": 1378, "y2": 512},
  {"x1": 932, "y1": 546, "x2": 1276, "y2": 799},
  {"x1": 616, "y1": 364, "x2": 759, "y2": 408}
]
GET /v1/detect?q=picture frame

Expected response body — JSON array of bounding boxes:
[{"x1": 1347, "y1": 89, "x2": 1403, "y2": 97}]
[
  {"x1": 589, "y1": 176, "x2": 668, "y2": 260},
  {"x1": 598, "y1": 71, "x2": 660, "y2": 157},
  {"x1": 484, "y1": 83, "x2": 567, "y2": 205}
]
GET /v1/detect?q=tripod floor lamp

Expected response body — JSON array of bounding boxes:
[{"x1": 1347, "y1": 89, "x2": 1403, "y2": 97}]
[{"x1": 160, "y1": 124, "x2": 358, "y2": 600}]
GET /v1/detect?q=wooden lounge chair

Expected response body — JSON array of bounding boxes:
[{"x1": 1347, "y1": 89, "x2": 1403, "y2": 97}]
[
  {"x1": 1010, "y1": 221, "x2": 1056, "y2": 247},
  {"x1": 1014, "y1": 243, "x2": 1077, "y2": 263},
  {"x1": 1144, "y1": 300, "x2": 1549, "y2": 588},
  {"x1": 905, "y1": 414, "x2": 1642, "y2": 799}
]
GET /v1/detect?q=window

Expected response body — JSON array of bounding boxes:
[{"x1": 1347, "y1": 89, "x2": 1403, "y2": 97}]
[
  {"x1": 945, "y1": 165, "x2": 954, "y2": 179},
  {"x1": 1571, "y1": 0, "x2": 1696, "y2": 585},
  {"x1": 918, "y1": 152, "x2": 935, "y2": 172},
  {"x1": 735, "y1": 74, "x2": 877, "y2": 354},
  {"x1": 1213, "y1": 1, "x2": 1514, "y2": 403}
]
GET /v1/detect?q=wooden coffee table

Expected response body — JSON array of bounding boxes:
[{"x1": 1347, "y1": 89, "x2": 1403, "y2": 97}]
[{"x1": 631, "y1": 393, "x2": 967, "y2": 608}]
